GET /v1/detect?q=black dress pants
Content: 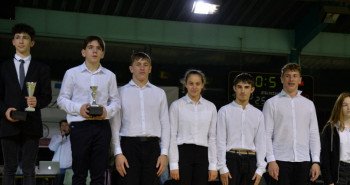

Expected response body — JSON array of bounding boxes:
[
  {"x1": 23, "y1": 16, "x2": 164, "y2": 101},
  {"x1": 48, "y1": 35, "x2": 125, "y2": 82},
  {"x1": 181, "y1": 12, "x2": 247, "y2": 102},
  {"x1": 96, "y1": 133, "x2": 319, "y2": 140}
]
[
  {"x1": 173, "y1": 144, "x2": 209, "y2": 185},
  {"x1": 70, "y1": 120, "x2": 111, "y2": 185},
  {"x1": 226, "y1": 152, "x2": 257, "y2": 185},
  {"x1": 337, "y1": 161, "x2": 350, "y2": 185},
  {"x1": 269, "y1": 161, "x2": 310, "y2": 185},
  {"x1": 117, "y1": 136, "x2": 160, "y2": 185},
  {"x1": 1, "y1": 135, "x2": 39, "y2": 185}
]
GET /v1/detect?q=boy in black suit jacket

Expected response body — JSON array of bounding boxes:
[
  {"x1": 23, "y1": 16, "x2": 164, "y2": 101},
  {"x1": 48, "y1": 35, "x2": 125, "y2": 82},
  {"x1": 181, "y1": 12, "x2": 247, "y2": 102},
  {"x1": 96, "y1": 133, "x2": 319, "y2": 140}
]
[{"x1": 0, "y1": 23, "x2": 52, "y2": 185}]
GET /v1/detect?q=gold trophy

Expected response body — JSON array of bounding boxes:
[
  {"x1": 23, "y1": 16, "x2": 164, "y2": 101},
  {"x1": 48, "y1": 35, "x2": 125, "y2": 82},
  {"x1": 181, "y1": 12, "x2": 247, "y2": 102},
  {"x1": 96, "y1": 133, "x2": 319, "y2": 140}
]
[
  {"x1": 87, "y1": 86, "x2": 103, "y2": 116},
  {"x1": 25, "y1": 82, "x2": 36, "y2": 112}
]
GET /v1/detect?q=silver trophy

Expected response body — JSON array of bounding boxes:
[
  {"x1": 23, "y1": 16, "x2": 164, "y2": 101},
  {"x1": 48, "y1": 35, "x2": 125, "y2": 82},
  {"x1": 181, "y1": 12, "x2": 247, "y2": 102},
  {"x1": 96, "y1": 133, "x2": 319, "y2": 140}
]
[
  {"x1": 25, "y1": 82, "x2": 36, "y2": 112},
  {"x1": 87, "y1": 86, "x2": 103, "y2": 116}
]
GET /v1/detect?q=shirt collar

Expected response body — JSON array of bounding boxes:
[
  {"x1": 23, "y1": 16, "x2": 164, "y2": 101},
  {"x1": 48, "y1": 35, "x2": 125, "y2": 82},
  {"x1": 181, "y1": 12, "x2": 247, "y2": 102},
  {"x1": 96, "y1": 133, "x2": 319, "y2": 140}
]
[
  {"x1": 128, "y1": 80, "x2": 151, "y2": 88},
  {"x1": 14, "y1": 54, "x2": 31, "y2": 63},
  {"x1": 184, "y1": 94, "x2": 203, "y2": 104},
  {"x1": 79, "y1": 62, "x2": 104, "y2": 74},
  {"x1": 231, "y1": 100, "x2": 251, "y2": 109},
  {"x1": 279, "y1": 90, "x2": 302, "y2": 98}
]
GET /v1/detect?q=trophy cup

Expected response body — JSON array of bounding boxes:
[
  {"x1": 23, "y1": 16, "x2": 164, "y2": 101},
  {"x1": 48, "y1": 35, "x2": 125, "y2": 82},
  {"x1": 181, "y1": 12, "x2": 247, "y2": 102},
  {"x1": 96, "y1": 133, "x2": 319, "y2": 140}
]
[
  {"x1": 87, "y1": 86, "x2": 103, "y2": 117},
  {"x1": 25, "y1": 82, "x2": 36, "y2": 112}
]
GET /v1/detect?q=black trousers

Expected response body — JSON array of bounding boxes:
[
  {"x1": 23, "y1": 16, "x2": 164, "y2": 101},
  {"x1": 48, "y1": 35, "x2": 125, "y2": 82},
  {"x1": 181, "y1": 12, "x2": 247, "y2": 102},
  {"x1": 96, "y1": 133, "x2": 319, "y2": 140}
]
[
  {"x1": 337, "y1": 161, "x2": 350, "y2": 185},
  {"x1": 269, "y1": 161, "x2": 310, "y2": 185},
  {"x1": 226, "y1": 152, "x2": 257, "y2": 185},
  {"x1": 70, "y1": 120, "x2": 111, "y2": 185},
  {"x1": 117, "y1": 136, "x2": 160, "y2": 185},
  {"x1": 173, "y1": 144, "x2": 209, "y2": 185},
  {"x1": 1, "y1": 135, "x2": 39, "y2": 185}
]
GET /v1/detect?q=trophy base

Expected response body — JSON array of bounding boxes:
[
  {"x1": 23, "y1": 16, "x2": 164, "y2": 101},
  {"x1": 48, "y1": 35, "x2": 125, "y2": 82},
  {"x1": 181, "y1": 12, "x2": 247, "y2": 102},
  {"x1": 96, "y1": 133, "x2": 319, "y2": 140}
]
[
  {"x1": 25, "y1": 107, "x2": 35, "y2": 112},
  {"x1": 10, "y1": 111, "x2": 27, "y2": 121},
  {"x1": 87, "y1": 106, "x2": 103, "y2": 117}
]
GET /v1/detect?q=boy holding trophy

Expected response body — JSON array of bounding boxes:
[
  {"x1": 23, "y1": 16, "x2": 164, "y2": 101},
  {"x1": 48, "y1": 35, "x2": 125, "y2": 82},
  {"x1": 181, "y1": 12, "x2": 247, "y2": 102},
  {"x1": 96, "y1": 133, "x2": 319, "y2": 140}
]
[
  {"x1": 0, "y1": 23, "x2": 52, "y2": 185},
  {"x1": 57, "y1": 36, "x2": 120, "y2": 185}
]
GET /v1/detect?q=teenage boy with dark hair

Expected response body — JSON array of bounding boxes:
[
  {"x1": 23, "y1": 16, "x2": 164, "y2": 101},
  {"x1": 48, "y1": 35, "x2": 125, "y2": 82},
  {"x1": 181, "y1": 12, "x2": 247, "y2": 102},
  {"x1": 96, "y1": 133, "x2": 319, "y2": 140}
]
[
  {"x1": 217, "y1": 73, "x2": 266, "y2": 185},
  {"x1": 112, "y1": 52, "x2": 170, "y2": 185},
  {"x1": 263, "y1": 63, "x2": 320, "y2": 185},
  {"x1": 57, "y1": 36, "x2": 120, "y2": 185},
  {"x1": 0, "y1": 23, "x2": 52, "y2": 185}
]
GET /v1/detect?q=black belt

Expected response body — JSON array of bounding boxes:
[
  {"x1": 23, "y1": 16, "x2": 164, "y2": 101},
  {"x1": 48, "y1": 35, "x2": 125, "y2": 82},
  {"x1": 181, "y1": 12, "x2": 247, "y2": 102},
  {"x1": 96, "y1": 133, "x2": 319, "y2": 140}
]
[{"x1": 121, "y1": 136, "x2": 159, "y2": 142}]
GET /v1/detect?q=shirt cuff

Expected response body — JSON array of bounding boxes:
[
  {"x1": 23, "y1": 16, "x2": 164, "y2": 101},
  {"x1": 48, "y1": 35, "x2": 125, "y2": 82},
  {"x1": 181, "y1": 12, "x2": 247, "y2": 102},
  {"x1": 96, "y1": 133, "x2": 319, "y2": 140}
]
[
  {"x1": 169, "y1": 162, "x2": 179, "y2": 170},
  {"x1": 105, "y1": 107, "x2": 114, "y2": 119},
  {"x1": 266, "y1": 155, "x2": 275, "y2": 163},
  {"x1": 161, "y1": 148, "x2": 168, "y2": 156},
  {"x1": 74, "y1": 103, "x2": 82, "y2": 114},
  {"x1": 219, "y1": 167, "x2": 229, "y2": 174},
  {"x1": 114, "y1": 147, "x2": 123, "y2": 156},
  {"x1": 312, "y1": 156, "x2": 320, "y2": 163},
  {"x1": 208, "y1": 163, "x2": 217, "y2": 171},
  {"x1": 255, "y1": 167, "x2": 265, "y2": 176}
]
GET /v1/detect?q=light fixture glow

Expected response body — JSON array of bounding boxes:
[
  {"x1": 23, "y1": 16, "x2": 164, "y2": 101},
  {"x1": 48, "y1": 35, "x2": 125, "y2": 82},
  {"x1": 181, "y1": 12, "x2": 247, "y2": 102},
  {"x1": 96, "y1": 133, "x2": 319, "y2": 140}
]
[{"x1": 192, "y1": 1, "x2": 220, "y2": 14}]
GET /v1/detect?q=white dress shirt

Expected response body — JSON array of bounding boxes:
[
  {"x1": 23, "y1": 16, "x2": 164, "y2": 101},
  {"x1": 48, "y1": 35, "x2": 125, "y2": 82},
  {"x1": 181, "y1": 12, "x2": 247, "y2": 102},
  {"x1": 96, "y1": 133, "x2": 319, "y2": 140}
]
[
  {"x1": 263, "y1": 90, "x2": 320, "y2": 163},
  {"x1": 57, "y1": 62, "x2": 120, "y2": 123},
  {"x1": 339, "y1": 126, "x2": 350, "y2": 163},
  {"x1": 49, "y1": 134, "x2": 72, "y2": 168},
  {"x1": 111, "y1": 80, "x2": 170, "y2": 156},
  {"x1": 168, "y1": 95, "x2": 217, "y2": 171},
  {"x1": 13, "y1": 54, "x2": 31, "y2": 81},
  {"x1": 217, "y1": 101, "x2": 266, "y2": 176}
]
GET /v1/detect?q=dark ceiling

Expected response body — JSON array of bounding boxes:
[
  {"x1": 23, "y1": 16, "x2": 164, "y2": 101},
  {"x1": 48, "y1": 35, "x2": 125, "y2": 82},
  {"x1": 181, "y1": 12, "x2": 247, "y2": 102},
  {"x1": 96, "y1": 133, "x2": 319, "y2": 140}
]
[{"x1": 12, "y1": 0, "x2": 350, "y2": 34}]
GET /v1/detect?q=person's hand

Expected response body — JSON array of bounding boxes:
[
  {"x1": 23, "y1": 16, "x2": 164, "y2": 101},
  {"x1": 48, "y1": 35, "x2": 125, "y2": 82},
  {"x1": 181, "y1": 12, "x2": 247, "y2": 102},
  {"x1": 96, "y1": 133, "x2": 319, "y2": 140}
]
[
  {"x1": 310, "y1": 163, "x2": 320, "y2": 182},
  {"x1": 170, "y1": 169, "x2": 180, "y2": 180},
  {"x1": 25, "y1": 96, "x2": 37, "y2": 108},
  {"x1": 93, "y1": 105, "x2": 107, "y2": 120},
  {"x1": 5, "y1": 108, "x2": 19, "y2": 122},
  {"x1": 329, "y1": 184, "x2": 334, "y2": 185},
  {"x1": 80, "y1": 103, "x2": 91, "y2": 118},
  {"x1": 208, "y1": 170, "x2": 218, "y2": 181},
  {"x1": 156, "y1": 155, "x2": 167, "y2": 176},
  {"x1": 220, "y1": 172, "x2": 232, "y2": 185},
  {"x1": 252, "y1": 173, "x2": 262, "y2": 185},
  {"x1": 61, "y1": 129, "x2": 66, "y2": 136},
  {"x1": 268, "y1": 161, "x2": 279, "y2": 181},
  {"x1": 115, "y1": 154, "x2": 129, "y2": 177}
]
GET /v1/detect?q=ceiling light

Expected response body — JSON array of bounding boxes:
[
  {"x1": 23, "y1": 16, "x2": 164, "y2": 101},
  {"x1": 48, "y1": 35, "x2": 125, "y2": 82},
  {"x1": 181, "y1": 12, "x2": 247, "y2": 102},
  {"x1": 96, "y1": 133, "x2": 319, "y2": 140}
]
[{"x1": 192, "y1": 0, "x2": 221, "y2": 14}]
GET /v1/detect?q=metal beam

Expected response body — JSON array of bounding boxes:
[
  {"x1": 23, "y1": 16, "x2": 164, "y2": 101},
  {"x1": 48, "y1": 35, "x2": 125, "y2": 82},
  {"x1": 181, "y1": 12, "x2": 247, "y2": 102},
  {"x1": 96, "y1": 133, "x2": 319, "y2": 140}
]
[
  {"x1": 165, "y1": 0, "x2": 179, "y2": 19},
  {"x1": 74, "y1": 0, "x2": 82, "y2": 12},
  {"x1": 246, "y1": 1, "x2": 271, "y2": 26},
  {"x1": 152, "y1": 0, "x2": 167, "y2": 18},
  {"x1": 60, "y1": 0, "x2": 68, "y2": 11},
  {"x1": 236, "y1": 0, "x2": 258, "y2": 25},
  {"x1": 88, "y1": 0, "x2": 97, "y2": 13},
  {"x1": 113, "y1": 0, "x2": 124, "y2": 15},
  {"x1": 294, "y1": 4, "x2": 328, "y2": 50},
  {"x1": 127, "y1": 0, "x2": 138, "y2": 16},
  {"x1": 140, "y1": 0, "x2": 152, "y2": 17},
  {"x1": 47, "y1": 0, "x2": 54, "y2": 9},
  {"x1": 223, "y1": 0, "x2": 247, "y2": 24},
  {"x1": 101, "y1": 0, "x2": 111, "y2": 14}
]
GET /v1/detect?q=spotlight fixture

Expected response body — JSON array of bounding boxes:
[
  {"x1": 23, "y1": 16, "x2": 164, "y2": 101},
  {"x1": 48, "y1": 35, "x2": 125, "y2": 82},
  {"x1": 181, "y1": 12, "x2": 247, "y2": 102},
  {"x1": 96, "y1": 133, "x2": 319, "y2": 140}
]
[
  {"x1": 192, "y1": 0, "x2": 221, "y2": 14},
  {"x1": 319, "y1": 6, "x2": 350, "y2": 24}
]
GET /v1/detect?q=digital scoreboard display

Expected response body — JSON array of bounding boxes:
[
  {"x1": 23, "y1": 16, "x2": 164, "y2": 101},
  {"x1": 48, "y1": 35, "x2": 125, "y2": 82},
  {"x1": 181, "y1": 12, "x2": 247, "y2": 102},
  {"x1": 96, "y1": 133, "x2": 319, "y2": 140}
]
[{"x1": 228, "y1": 71, "x2": 314, "y2": 108}]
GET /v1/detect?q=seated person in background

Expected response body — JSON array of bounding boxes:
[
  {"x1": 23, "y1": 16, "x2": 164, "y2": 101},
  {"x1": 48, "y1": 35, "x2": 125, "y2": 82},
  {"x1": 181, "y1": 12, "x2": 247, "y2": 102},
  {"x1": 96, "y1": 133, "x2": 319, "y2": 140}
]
[{"x1": 49, "y1": 120, "x2": 72, "y2": 185}]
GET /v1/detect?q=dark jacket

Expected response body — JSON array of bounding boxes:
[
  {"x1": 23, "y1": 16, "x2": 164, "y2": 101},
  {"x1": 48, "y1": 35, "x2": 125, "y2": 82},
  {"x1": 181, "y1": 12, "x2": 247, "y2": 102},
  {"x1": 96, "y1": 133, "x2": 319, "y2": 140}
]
[
  {"x1": 320, "y1": 122, "x2": 340, "y2": 185},
  {"x1": 0, "y1": 59, "x2": 52, "y2": 138}
]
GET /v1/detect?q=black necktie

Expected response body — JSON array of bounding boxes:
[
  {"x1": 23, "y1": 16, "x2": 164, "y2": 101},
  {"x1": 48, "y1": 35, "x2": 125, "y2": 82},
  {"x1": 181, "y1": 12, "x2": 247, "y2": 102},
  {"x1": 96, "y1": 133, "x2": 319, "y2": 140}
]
[{"x1": 19, "y1": 59, "x2": 25, "y2": 89}]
